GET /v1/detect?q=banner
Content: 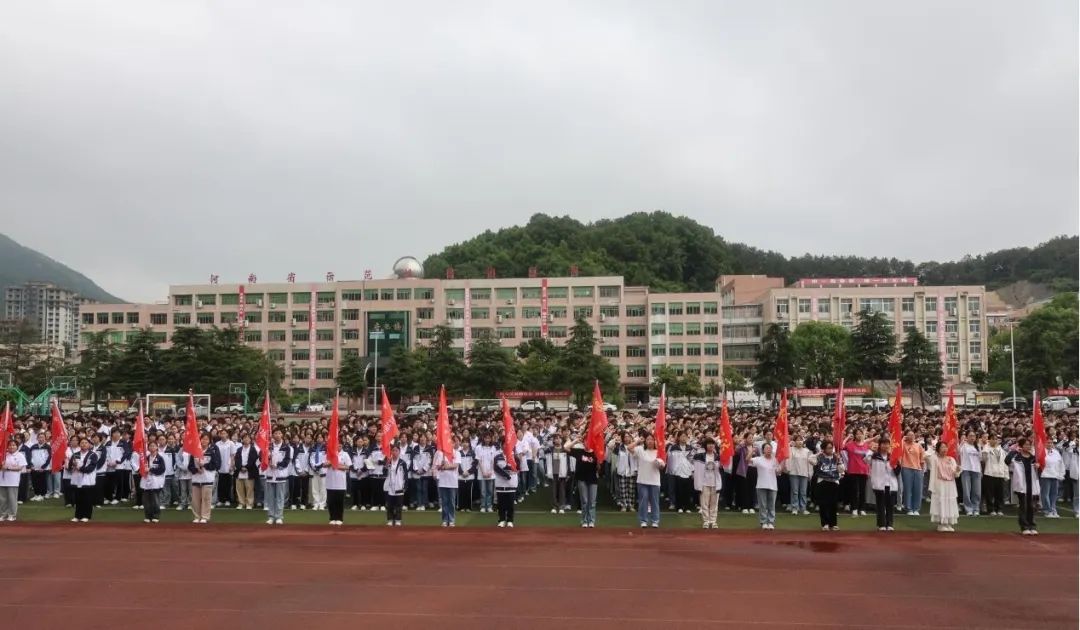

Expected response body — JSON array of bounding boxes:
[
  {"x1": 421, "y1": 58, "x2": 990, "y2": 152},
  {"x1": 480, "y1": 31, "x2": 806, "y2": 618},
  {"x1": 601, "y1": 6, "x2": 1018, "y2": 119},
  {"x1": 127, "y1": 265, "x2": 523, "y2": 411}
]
[
  {"x1": 495, "y1": 390, "x2": 573, "y2": 398},
  {"x1": 936, "y1": 296, "x2": 946, "y2": 371},
  {"x1": 309, "y1": 288, "x2": 316, "y2": 389},
  {"x1": 238, "y1": 284, "x2": 247, "y2": 339},
  {"x1": 463, "y1": 285, "x2": 472, "y2": 364},
  {"x1": 540, "y1": 278, "x2": 549, "y2": 339},
  {"x1": 1048, "y1": 388, "x2": 1079, "y2": 396},
  {"x1": 791, "y1": 387, "x2": 870, "y2": 396}
]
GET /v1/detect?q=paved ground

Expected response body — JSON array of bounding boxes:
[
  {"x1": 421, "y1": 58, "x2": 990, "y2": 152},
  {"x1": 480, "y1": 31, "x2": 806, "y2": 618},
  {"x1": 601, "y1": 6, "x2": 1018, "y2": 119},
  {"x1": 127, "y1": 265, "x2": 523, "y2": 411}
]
[{"x1": 1, "y1": 524, "x2": 1075, "y2": 629}]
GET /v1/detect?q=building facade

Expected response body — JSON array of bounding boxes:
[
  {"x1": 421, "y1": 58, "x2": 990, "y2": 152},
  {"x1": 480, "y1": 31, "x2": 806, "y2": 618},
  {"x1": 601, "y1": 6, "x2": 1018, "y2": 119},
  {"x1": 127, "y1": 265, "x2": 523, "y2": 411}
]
[
  {"x1": 77, "y1": 271, "x2": 988, "y2": 401},
  {"x1": 4, "y1": 282, "x2": 90, "y2": 354}
]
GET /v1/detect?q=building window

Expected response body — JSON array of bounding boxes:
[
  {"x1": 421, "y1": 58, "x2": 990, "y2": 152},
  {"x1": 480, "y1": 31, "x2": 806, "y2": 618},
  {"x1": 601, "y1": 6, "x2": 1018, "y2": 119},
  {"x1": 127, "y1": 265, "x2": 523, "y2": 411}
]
[
  {"x1": 496, "y1": 288, "x2": 517, "y2": 301},
  {"x1": 495, "y1": 307, "x2": 514, "y2": 321},
  {"x1": 470, "y1": 288, "x2": 491, "y2": 301},
  {"x1": 174, "y1": 295, "x2": 192, "y2": 306},
  {"x1": 668, "y1": 303, "x2": 683, "y2": 316},
  {"x1": 839, "y1": 299, "x2": 853, "y2": 317},
  {"x1": 946, "y1": 341, "x2": 958, "y2": 358},
  {"x1": 82, "y1": 313, "x2": 94, "y2": 325},
  {"x1": 969, "y1": 320, "x2": 980, "y2": 335},
  {"x1": 549, "y1": 306, "x2": 567, "y2": 319},
  {"x1": 703, "y1": 323, "x2": 718, "y2": 336},
  {"x1": 669, "y1": 323, "x2": 683, "y2": 336},
  {"x1": 573, "y1": 306, "x2": 593, "y2": 319},
  {"x1": 943, "y1": 297, "x2": 958, "y2": 315},
  {"x1": 292, "y1": 349, "x2": 310, "y2": 361},
  {"x1": 292, "y1": 292, "x2": 311, "y2": 304},
  {"x1": 292, "y1": 330, "x2": 309, "y2": 341},
  {"x1": 626, "y1": 346, "x2": 647, "y2": 358},
  {"x1": 417, "y1": 328, "x2": 433, "y2": 340},
  {"x1": 969, "y1": 340, "x2": 981, "y2": 355},
  {"x1": 651, "y1": 345, "x2": 666, "y2": 357},
  {"x1": 925, "y1": 321, "x2": 937, "y2": 334},
  {"x1": 522, "y1": 327, "x2": 541, "y2": 339},
  {"x1": 625, "y1": 305, "x2": 646, "y2": 317},
  {"x1": 315, "y1": 368, "x2": 334, "y2": 380},
  {"x1": 600, "y1": 326, "x2": 620, "y2": 338},
  {"x1": 547, "y1": 286, "x2": 568, "y2": 299},
  {"x1": 685, "y1": 303, "x2": 701, "y2": 315},
  {"x1": 220, "y1": 293, "x2": 240, "y2": 306},
  {"x1": 925, "y1": 297, "x2": 938, "y2": 312},
  {"x1": 110, "y1": 312, "x2": 124, "y2": 325},
  {"x1": 686, "y1": 344, "x2": 701, "y2": 356},
  {"x1": 599, "y1": 286, "x2": 620, "y2": 299},
  {"x1": 902, "y1": 298, "x2": 915, "y2": 313},
  {"x1": 521, "y1": 287, "x2": 541, "y2": 299},
  {"x1": 342, "y1": 329, "x2": 360, "y2": 340},
  {"x1": 626, "y1": 365, "x2": 647, "y2": 378},
  {"x1": 340, "y1": 290, "x2": 361, "y2": 302},
  {"x1": 125, "y1": 312, "x2": 140, "y2": 324},
  {"x1": 316, "y1": 329, "x2": 334, "y2": 341},
  {"x1": 150, "y1": 313, "x2": 167, "y2": 325},
  {"x1": 415, "y1": 288, "x2": 434, "y2": 300},
  {"x1": 380, "y1": 289, "x2": 394, "y2": 301},
  {"x1": 946, "y1": 363, "x2": 959, "y2": 376},
  {"x1": 293, "y1": 311, "x2": 309, "y2": 323},
  {"x1": 268, "y1": 311, "x2": 286, "y2": 323},
  {"x1": 471, "y1": 308, "x2": 490, "y2": 320},
  {"x1": 626, "y1": 325, "x2": 646, "y2": 337},
  {"x1": 174, "y1": 313, "x2": 191, "y2": 325},
  {"x1": 291, "y1": 369, "x2": 309, "y2": 381},
  {"x1": 549, "y1": 326, "x2": 567, "y2": 339},
  {"x1": 395, "y1": 289, "x2": 410, "y2": 301},
  {"x1": 703, "y1": 302, "x2": 718, "y2": 315},
  {"x1": 669, "y1": 344, "x2": 684, "y2": 357},
  {"x1": 704, "y1": 343, "x2": 719, "y2": 356},
  {"x1": 704, "y1": 364, "x2": 720, "y2": 377},
  {"x1": 447, "y1": 308, "x2": 464, "y2": 320},
  {"x1": 364, "y1": 289, "x2": 380, "y2": 301},
  {"x1": 497, "y1": 327, "x2": 515, "y2": 339},
  {"x1": 651, "y1": 303, "x2": 666, "y2": 316},
  {"x1": 244, "y1": 330, "x2": 262, "y2": 342},
  {"x1": 599, "y1": 305, "x2": 619, "y2": 318},
  {"x1": 246, "y1": 312, "x2": 262, "y2": 324},
  {"x1": 818, "y1": 300, "x2": 830, "y2": 315},
  {"x1": 316, "y1": 349, "x2": 335, "y2": 360},
  {"x1": 945, "y1": 321, "x2": 959, "y2": 333},
  {"x1": 651, "y1": 324, "x2": 666, "y2": 336},
  {"x1": 797, "y1": 299, "x2": 811, "y2": 314},
  {"x1": 903, "y1": 320, "x2": 916, "y2": 331},
  {"x1": 600, "y1": 346, "x2": 620, "y2": 358},
  {"x1": 269, "y1": 331, "x2": 287, "y2": 342},
  {"x1": 572, "y1": 286, "x2": 594, "y2": 298}
]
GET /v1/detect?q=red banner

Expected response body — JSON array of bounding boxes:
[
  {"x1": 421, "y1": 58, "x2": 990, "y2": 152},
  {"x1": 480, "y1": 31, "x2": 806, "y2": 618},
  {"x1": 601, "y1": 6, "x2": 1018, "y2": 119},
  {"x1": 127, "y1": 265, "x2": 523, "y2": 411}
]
[
  {"x1": 495, "y1": 390, "x2": 572, "y2": 398},
  {"x1": 463, "y1": 286, "x2": 472, "y2": 364},
  {"x1": 238, "y1": 284, "x2": 246, "y2": 339},
  {"x1": 308, "y1": 288, "x2": 316, "y2": 388},
  {"x1": 1048, "y1": 388, "x2": 1079, "y2": 396},
  {"x1": 791, "y1": 387, "x2": 870, "y2": 396},
  {"x1": 540, "y1": 278, "x2": 549, "y2": 339}
]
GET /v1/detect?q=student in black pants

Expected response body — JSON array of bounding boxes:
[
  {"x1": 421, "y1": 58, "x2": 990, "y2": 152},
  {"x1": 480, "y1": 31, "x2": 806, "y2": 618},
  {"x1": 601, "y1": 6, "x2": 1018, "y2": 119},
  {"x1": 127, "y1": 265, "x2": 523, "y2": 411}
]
[
  {"x1": 383, "y1": 444, "x2": 407, "y2": 525},
  {"x1": 325, "y1": 444, "x2": 352, "y2": 525},
  {"x1": 69, "y1": 438, "x2": 99, "y2": 523},
  {"x1": 494, "y1": 451, "x2": 518, "y2": 527},
  {"x1": 812, "y1": 440, "x2": 843, "y2": 531},
  {"x1": 140, "y1": 442, "x2": 167, "y2": 523},
  {"x1": 1006, "y1": 438, "x2": 1040, "y2": 535},
  {"x1": 869, "y1": 439, "x2": 898, "y2": 532}
]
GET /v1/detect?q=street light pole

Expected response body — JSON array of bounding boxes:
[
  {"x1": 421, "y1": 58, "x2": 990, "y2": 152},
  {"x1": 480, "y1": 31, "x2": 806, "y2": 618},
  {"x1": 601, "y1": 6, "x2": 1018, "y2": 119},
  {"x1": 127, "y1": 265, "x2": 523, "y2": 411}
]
[{"x1": 1008, "y1": 322, "x2": 1017, "y2": 409}]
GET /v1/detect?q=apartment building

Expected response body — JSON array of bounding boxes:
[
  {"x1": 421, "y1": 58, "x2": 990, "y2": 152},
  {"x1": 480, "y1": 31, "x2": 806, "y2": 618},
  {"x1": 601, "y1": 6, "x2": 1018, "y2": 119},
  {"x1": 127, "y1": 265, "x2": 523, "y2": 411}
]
[
  {"x1": 4, "y1": 282, "x2": 91, "y2": 353},
  {"x1": 78, "y1": 269, "x2": 986, "y2": 401}
]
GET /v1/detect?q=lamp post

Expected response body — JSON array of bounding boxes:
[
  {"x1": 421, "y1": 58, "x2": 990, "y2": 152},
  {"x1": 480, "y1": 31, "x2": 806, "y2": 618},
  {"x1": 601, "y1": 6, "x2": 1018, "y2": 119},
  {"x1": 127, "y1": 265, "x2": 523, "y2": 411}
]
[
  {"x1": 370, "y1": 325, "x2": 384, "y2": 409},
  {"x1": 1002, "y1": 321, "x2": 1017, "y2": 409}
]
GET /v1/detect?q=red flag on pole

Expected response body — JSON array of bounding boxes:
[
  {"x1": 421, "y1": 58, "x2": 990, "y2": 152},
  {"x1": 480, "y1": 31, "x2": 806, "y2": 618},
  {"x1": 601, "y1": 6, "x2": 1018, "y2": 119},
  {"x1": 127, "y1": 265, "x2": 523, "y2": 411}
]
[
  {"x1": 941, "y1": 387, "x2": 959, "y2": 460},
  {"x1": 380, "y1": 386, "x2": 398, "y2": 455},
  {"x1": 501, "y1": 397, "x2": 518, "y2": 472},
  {"x1": 718, "y1": 398, "x2": 734, "y2": 467},
  {"x1": 586, "y1": 381, "x2": 609, "y2": 464},
  {"x1": 1032, "y1": 391, "x2": 1048, "y2": 469},
  {"x1": 654, "y1": 384, "x2": 667, "y2": 464},
  {"x1": 0, "y1": 401, "x2": 13, "y2": 451},
  {"x1": 182, "y1": 390, "x2": 204, "y2": 459},
  {"x1": 887, "y1": 383, "x2": 904, "y2": 468},
  {"x1": 435, "y1": 385, "x2": 454, "y2": 463},
  {"x1": 831, "y1": 379, "x2": 847, "y2": 448},
  {"x1": 774, "y1": 389, "x2": 790, "y2": 463},
  {"x1": 327, "y1": 390, "x2": 340, "y2": 469},
  {"x1": 49, "y1": 400, "x2": 69, "y2": 474},
  {"x1": 132, "y1": 399, "x2": 148, "y2": 476},
  {"x1": 256, "y1": 392, "x2": 271, "y2": 471}
]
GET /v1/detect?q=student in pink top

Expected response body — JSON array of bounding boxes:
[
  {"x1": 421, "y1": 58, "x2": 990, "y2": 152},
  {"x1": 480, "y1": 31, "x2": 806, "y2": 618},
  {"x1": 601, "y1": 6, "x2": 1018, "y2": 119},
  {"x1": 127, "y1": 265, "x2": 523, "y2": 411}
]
[{"x1": 843, "y1": 428, "x2": 871, "y2": 516}]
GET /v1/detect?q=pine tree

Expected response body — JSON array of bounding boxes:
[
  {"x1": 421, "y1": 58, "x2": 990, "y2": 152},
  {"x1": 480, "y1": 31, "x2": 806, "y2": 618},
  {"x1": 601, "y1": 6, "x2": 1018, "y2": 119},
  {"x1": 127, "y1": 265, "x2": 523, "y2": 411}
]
[{"x1": 897, "y1": 329, "x2": 944, "y2": 408}]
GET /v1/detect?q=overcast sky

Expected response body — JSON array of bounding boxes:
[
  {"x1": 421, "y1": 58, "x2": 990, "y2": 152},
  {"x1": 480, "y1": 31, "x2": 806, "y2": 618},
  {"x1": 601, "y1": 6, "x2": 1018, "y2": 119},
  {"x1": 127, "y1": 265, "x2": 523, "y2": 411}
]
[{"x1": 1, "y1": 1, "x2": 1076, "y2": 302}]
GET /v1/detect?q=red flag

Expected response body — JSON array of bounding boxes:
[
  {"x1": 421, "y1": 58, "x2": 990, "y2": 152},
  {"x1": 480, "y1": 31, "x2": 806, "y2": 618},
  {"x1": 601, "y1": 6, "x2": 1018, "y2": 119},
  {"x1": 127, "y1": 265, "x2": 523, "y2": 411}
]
[
  {"x1": 49, "y1": 400, "x2": 69, "y2": 474},
  {"x1": 379, "y1": 386, "x2": 398, "y2": 455},
  {"x1": 1032, "y1": 391, "x2": 1048, "y2": 469},
  {"x1": 831, "y1": 379, "x2": 847, "y2": 448},
  {"x1": 132, "y1": 399, "x2": 148, "y2": 476},
  {"x1": 774, "y1": 389, "x2": 790, "y2": 463},
  {"x1": 0, "y1": 402, "x2": 13, "y2": 451},
  {"x1": 182, "y1": 391, "x2": 204, "y2": 459},
  {"x1": 654, "y1": 385, "x2": 667, "y2": 463},
  {"x1": 501, "y1": 397, "x2": 518, "y2": 472},
  {"x1": 586, "y1": 381, "x2": 609, "y2": 464},
  {"x1": 718, "y1": 398, "x2": 734, "y2": 467},
  {"x1": 887, "y1": 383, "x2": 904, "y2": 468},
  {"x1": 256, "y1": 392, "x2": 271, "y2": 471},
  {"x1": 435, "y1": 385, "x2": 454, "y2": 463},
  {"x1": 941, "y1": 387, "x2": 959, "y2": 460},
  {"x1": 327, "y1": 390, "x2": 340, "y2": 468}
]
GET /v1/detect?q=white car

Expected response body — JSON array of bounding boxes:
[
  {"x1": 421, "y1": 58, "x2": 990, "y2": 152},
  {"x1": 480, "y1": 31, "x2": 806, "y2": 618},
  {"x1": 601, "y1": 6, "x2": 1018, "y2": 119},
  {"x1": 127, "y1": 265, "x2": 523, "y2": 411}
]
[
  {"x1": 214, "y1": 403, "x2": 245, "y2": 413},
  {"x1": 861, "y1": 398, "x2": 890, "y2": 412},
  {"x1": 405, "y1": 402, "x2": 434, "y2": 414},
  {"x1": 586, "y1": 402, "x2": 618, "y2": 413},
  {"x1": 1042, "y1": 396, "x2": 1072, "y2": 412},
  {"x1": 178, "y1": 405, "x2": 209, "y2": 418},
  {"x1": 519, "y1": 400, "x2": 545, "y2": 412},
  {"x1": 305, "y1": 403, "x2": 327, "y2": 413}
]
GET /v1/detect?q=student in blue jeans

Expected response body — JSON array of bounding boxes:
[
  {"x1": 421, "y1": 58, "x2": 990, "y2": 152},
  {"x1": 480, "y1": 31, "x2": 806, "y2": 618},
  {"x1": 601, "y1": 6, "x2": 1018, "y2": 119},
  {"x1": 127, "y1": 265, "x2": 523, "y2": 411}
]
[{"x1": 632, "y1": 435, "x2": 664, "y2": 528}]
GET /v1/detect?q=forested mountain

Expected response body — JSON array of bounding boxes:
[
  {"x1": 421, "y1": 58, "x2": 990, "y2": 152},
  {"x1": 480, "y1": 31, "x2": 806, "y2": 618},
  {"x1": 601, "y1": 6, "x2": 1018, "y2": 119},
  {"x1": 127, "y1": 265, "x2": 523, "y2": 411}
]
[
  {"x1": 423, "y1": 212, "x2": 1078, "y2": 293},
  {"x1": 0, "y1": 233, "x2": 122, "y2": 305}
]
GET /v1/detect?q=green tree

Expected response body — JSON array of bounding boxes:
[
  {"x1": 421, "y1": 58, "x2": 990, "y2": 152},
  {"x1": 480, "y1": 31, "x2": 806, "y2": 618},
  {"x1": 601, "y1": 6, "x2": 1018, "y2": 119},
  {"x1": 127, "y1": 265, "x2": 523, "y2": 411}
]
[
  {"x1": 650, "y1": 365, "x2": 680, "y2": 396},
  {"x1": 77, "y1": 330, "x2": 120, "y2": 402},
  {"x1": 851, "y1": 310, "x2": 897, "y2": 389},
  {"x1": 336, "y1": 352, "x2": 369, "y2": 402},
  {"x1": 791, "y1": 322, "x2": 853, "y2": 388},
  {"x1": 466, "y1": 336, "x2": 520, "y2": 397},
  {"x1": 680, "y1": 372, "x2": 703, "y2": 402},
  {"x1": 110, "y1": 328, "x2": 163, "y2": 396},
  {"x1": 723, "y1": 366, "x2": 748, "y2": 392},
  {"x1": 561, "y1": 317, "x2": 619, "y2": 407},
  {"x1": 753, "y1": 324, "x2": 797, "y2": 398},
  {"x1": 0, "y1": 319, "x2": 42, "y2": 386},
  {"x1": 419, "y1": 325, "x2": 467, "y2": 394},
  {"x1": 516, "y1": 338, "x2": 565, "y2": 391},
  {"x1": 1014, "y1": 295, "x2": 1079, "y2": 392},
  {"x1": 969, "y1": 368, "x2": 988, "y2": 389},
  {"x1": 897, "y1": 329, "x2": 944, "y2": 408}
]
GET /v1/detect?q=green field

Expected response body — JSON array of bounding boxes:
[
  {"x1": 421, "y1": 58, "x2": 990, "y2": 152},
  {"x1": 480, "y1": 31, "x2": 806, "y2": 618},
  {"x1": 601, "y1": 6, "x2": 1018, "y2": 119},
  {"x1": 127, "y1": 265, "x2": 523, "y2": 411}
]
[{"x1": 11, "y1": 490, "x2": 1079, "y2": 533}]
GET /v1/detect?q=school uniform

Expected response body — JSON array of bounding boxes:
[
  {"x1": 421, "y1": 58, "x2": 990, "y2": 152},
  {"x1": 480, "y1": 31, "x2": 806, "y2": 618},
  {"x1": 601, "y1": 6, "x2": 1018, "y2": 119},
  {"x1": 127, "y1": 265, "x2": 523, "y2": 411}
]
[
  {"x1": 93, "y1": 442, "x2": 108, "y2": 506},
  {"x1": 493, "y1": 452, "x2": 519, "y2": 526},
  {"x1": 609, "y1": 442, "x2": 637, "y2": 510},
  {"x1": 474, "y1": 444, "x2": 497, "y2": 511},
  {"x1": 139, "y1": 453, "x2": 167, "y2": 521},
  {"x1": 309, "y1": 444, "x2": 328, "y2": 510},
  {"x1": 161, "y1": 445, "x2": 179, "y2": 507},
  {"x1": 667, "y1": 444, "x2": 694, "y2": 512},
  {"x1": 457, "y1": 447, "x2": 477, "y2": 511},
  {"x1": 27, "y1": 442, "x2": 51, "y2": 500},
  {"x1": 434, "y1": 450, "x2": 459, "y2": 525},
  {"x1": 264, "y1": 441, "x2": 292, "y2": 521},
  {"x1": 61, "y1": 447, "x2": 75, "y2": 506},
  {"x1": 215, "y1": 439, "x2": 236, "y2": 506},
  {"x1": 546, "y1": 448, "x2": 571, "y2": 510},
  {"x1": 17, "y1": 443, "x2": 31, "y2": 503},
  {"x1": 188, "y1": 445, "x2": 221, "y2": 522},
  {"x1": 811, "y1": 453, "x2": 843, "y2": 528},
  {"x1": 233, "y1": 444, "x2": 259, "y2": 509},
  {"x1": 692, "y1": 452, "x2": 722, "y2": 527},
  {"x1": 348, "y1": 446, "x2": 366, "y2": 509},
  {"x1": 365, "y1": 447, "x2": 386, "y2": 509},
  {"x1": 325, "y1": 449, "x2": 352, "y2": 523},
  {"x1": 288, "y1": 442, "x2": 310, "y2": 509},
  {"x1": 868, "y1": 452, "x2": 899, "y2": 529},
  {"x1": 175, "y1": 451, "x2": 192, "y2": 509},
  {"x1": 1006, "y1": 450, "x2": 1040, "y2": 533},
  {"x1": 408, "y1": 445, "x2": 432, "y2": 509},
  {"x1": 383, "y1": 455, "x2": 408, "y2": 524},
  {"x1": 70, "y1": 448, "x2": 100, "y2": 521},
  {"x1": 1, "y1": 450, "x2": 27, "y2": 519},
  {"x1": 104, "y1": 438, "x2": 129, "y2": 503}
]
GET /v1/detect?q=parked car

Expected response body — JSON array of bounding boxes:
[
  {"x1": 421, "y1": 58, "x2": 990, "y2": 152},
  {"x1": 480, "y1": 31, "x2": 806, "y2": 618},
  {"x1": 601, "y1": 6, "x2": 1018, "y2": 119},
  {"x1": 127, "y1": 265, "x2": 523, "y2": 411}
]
[
  {"x1": 477, "y1": 401, "x2": 502, "y2": 412},
  {"x1": 735, "y1": 400, "x2": 762, "y2": 411},
  {"x1": 861, "y1": 398, "x2": 890, "y2": 412},
  {"x1": 178, "y1": 405, "x2": 209, "y2": 418},
  {"x1": 79, "y1": 403, "x2": 108, "y2": 413},
  {"x1": 305, "y1": 403, "x2": 327, "y2": 413},
  {"x1": 690, "y1": 400, "x2": 709, "y2": 412},
  {"x1": 519, "y1": 400, "x2": 545, "y2": 412},
  {"x1": 214, "y1": 403, "x2": 245, "y2": 413},
  {"x1": 586, "y1": 402, "x2": 618, "y2": 413},
  {"x1": 1042, "y1": 396, "x2": 1073, "y2": 412},
  {"x1": 405, "y1": 402, "x2": 434, "y2": 414},
  {"x1": 999, "y1": 397, "x2": 1029, "y2": 410}
]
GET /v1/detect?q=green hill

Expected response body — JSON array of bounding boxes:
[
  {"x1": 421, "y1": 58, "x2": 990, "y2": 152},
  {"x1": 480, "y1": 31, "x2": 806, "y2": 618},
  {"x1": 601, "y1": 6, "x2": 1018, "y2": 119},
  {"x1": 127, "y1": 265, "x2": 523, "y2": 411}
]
[
  {"x1": 0, "y1": 233, "x2": 122, "y2": 306},
  {"x1": 423, "y1": 212, "x2": 1078, "y2": 292}
]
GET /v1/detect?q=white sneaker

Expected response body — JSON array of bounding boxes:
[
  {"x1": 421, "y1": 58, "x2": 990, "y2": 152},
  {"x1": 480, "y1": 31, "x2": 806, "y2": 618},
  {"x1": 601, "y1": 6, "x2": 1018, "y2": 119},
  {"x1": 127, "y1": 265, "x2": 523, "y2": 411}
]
[
  {"x1": 822, "y1": 525, "x2": 830, "y2": 531},
  {"x1": 144, "y1": 519, "x2": 151, "y2": 523},
  {"x1": 497, "y1": 521, "x2": 506, "y2": 528},
  {"x1": 151, "y1": 519, "x2": 159, "y2": 523},
  {"x1": 79, "y1": 518, "x2": 89, "y2": 523},
  {"x1": 559, "y1": 509, "x2": 566, "y2": 514},
  {"x1": 386, "y1": 521, "x2": 394, "y2": 526},
  {"x1": 379, "y1": 506, "x2": 385, "y2": 511},
  {"x1": 176, "y1": 506, "x2": 183, "y2": 511},
  {"x1": 350, "y1": 506, "x2": 357, "y2": 511},
  {"x1": 193, "y1": 518, "x2": 201, "y2": 523},
  {"x1": 551, "y1": 508, "x2": 557, "y2": 514},
  {"x1": 417, "y1": 506, "x2": 426, "y2": 511},
  {"x1": 640, "y1": 521, "x2": 647, "y2": 528},
  {"x1": 71, "y1": 517, "x2": 79, "y2": 523},
  {"x1": 275, "y1": 519, "x2": 283, "y2": 525},
  {"x1": 801, "y1": 510, "x2": 810, "y2": 515},
  {"x1": 650, "y1": 523, "x2": 658, "y2": 528},
  {"x1": 507, "y1": 522, "x2": 514, "y2": 528},
  {"x1": 266, "y1": 518, "x2": 274, "y2": 525}
]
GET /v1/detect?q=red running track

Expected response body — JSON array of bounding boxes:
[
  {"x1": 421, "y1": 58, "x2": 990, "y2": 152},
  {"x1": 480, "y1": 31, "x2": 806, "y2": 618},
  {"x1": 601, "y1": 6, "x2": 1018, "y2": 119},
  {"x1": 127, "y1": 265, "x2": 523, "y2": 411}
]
[{"x1": 1, "y1": 524, "x2": 1075, "y2": 629}]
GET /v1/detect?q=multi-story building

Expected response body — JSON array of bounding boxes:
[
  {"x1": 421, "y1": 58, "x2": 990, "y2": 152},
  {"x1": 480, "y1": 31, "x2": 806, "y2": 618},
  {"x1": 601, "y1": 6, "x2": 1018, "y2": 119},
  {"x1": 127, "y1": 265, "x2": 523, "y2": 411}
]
[
  {"x1": 4, "y1": 282, "x2": 91, "y2": 354},
  {"x1": 77, "y1": 261, "x2": 987, "y2": 402}
]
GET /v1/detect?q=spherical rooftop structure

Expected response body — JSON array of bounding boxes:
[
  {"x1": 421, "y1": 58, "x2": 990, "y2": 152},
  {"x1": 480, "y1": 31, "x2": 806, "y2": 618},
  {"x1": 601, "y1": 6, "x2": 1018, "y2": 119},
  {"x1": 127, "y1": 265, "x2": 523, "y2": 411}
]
[{"x1": 392, "y1": 256, "x2": 424, "y2": 279}]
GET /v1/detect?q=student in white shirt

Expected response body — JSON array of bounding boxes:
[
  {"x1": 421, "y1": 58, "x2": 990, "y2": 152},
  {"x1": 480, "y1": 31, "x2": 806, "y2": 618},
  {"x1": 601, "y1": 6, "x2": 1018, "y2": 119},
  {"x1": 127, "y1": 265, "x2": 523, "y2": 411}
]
[
  {"x1": 547, "y1": 434, "x2": 571, "y2": 513},
  {"x1": 980, "y1": 435, "x2": 1008, "y2": 516},
  {"x1": 214, "y1": 431, "x2": 235, "y2": 507},
  {"x1": 1, "y1": 439, "x2": 27, "y2": 521},
  {"x1": 325, "y1": 439, "x2": 351, "y2": 525},
  {"x1": 632, "y1": 434, "x2": 664, "y2": 528},
  {"x1": 784, "y1": 431, "x2": 813, "y2": 515},
  {"x1": 140, "y1": 441, "x2": 167, "y2": 523},
  {"x1": 1040, "y1": 445, "x2": 1065, "y2": 518},
  {"x1": 958, "y1": 432, "x2": 983, "y2": 516},
  {"x1": 692, "y1": 438, "x2": 722, "y2": 529},
  {"x1": 69, "y1": 437, "x2": 100, "y2": 522},
  {"x1": 434, "y1": 438, "x2": 460, "y2": 527},
  {"x1": 750, "y1": 443, "x2": 781, "y2": 530},
  {"x1": 264, "y1": 429, "x2": 292, "y2": 524},
  {"x1": 383, "y1": 444, "x2": 408, "y2": 526},
  {"x1": 233, "y1": 434, "x2": 259, "y2": 510},
  {"x1": 474, "y1": 434, "x2": 497, "y2": 513}
]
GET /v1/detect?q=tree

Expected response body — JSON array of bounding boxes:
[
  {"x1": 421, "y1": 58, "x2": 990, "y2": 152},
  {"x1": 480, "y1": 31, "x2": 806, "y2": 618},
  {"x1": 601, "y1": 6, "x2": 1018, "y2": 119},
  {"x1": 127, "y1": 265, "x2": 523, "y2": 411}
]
[
  {"x1": 851, "y1": 310, "x2": 897, "y2": 389},
  {"x1": 516, "y1": 338, "x2": 565, "y2": 391},
  {"x1": 897, "y1": 329, "x2": 944, "y2": 409},
  {"x1": 110, "y1": 328, "x2": 163, "y2": 396},
  {"x1": 1014, "y1": 295, "x2": 1079, "y2": 392},
  {"x1": 680, "y1": 372, "x2": 703, "y2": 402},
  {"x1": 791, "y1": 322, "x2": 853, "y2": 388},
  {"x1": 0, "y1": 319, "x2": 42, "y2": 386},
  {"x1": 466, "y1": 336, "x2": 520, "y2": 397},
  {"x1": 561, "y1": 317, "x2": 619, "y2": 407},
  {"x1": 723, "y1": 366, "x2": 748, "y2": 393},
  {"x1": 753, "y1": 324, "x2": 796, "y2": 399},
  {"x1": 969, "y1": 368, "x2": 988, "y2": 389},
  {"x1": 419, "y1": 325, "x2": 467, "y2": 394},
  {"x1": 650, "y1": 365, "x2": 680, "y2": 396},
  {"x1": 336, "y1": 352, "x2": 369, "y2": 402},
  {"x1": 77, "y1": 330, "x2": 120, "y2": 402}
]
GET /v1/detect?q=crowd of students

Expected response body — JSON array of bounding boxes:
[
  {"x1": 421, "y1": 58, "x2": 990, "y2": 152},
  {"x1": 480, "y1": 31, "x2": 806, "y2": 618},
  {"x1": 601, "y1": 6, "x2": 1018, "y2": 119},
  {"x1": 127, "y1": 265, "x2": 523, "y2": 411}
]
[{"x1": 1, "y1": 404, "x2": 1076, "y2": 536}]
